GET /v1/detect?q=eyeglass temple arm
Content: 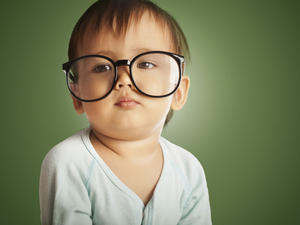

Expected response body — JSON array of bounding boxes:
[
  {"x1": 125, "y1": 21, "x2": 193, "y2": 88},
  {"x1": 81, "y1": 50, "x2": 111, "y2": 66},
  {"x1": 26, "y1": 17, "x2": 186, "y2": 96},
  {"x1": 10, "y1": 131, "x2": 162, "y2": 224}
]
[
  {"x1": 62, "y1": 62, "x2": 71, "y2": 74},
  {"x1": 62, "y1": 62, "x2": 79, "y2": 83},
  {"x1": 173, "y1": 54, "x2": 185, "y2": 74}
]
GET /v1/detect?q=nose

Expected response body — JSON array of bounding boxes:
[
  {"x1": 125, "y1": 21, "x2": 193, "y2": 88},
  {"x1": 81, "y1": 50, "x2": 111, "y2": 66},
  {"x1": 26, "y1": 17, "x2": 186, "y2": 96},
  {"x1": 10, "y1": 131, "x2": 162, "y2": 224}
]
[{"x1": 114, "y1": 60, "x2": 133, "y2": 90}]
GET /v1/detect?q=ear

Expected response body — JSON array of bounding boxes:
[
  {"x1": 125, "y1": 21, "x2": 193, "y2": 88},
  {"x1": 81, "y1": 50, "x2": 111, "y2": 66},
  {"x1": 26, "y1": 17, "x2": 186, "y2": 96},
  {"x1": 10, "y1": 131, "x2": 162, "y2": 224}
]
[
  {"x1": 71, "y1": 94, "x2": 84, "y2": 114},
  {"x1": 171, "y1": 75, "x2": 190, "y2": 110}
]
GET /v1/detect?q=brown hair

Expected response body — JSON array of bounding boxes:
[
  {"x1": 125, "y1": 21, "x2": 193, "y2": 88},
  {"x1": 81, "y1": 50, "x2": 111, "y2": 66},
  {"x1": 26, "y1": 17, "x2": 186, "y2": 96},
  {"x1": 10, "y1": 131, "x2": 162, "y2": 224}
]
[{"x1": 68, "y1": 0, "x2": 190, "y2": 125}]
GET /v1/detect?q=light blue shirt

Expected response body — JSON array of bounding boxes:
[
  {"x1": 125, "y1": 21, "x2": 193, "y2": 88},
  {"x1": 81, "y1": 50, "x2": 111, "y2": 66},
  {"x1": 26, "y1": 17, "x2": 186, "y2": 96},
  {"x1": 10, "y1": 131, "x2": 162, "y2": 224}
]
[{"x1": 39, "y1": 127, "x2": 212, "y2": 225}]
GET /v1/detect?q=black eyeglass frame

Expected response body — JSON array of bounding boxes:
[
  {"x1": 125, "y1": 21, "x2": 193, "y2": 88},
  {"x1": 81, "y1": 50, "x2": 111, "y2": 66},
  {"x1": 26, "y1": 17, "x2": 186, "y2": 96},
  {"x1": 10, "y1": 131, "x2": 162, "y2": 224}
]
[{"x1": 62, "y1": 50, "x2": 185, "y2": 102}]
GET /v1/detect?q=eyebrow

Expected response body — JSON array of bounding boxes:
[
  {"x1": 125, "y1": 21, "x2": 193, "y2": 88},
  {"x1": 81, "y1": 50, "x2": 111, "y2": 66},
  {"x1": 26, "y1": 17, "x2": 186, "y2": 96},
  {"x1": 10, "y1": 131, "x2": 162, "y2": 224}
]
[
  {"x1": 96, "y1": 48, "x2": 154, "y2": 53},
  {"x1": 95, "y1": 48, "x2": 156, "y2": 58},
  {"x1": 131, "y1": 48, "x2": 154, "y2": 53},
  {"x1": 95, "y1": 50, "x2": 115, "y2": 56}
]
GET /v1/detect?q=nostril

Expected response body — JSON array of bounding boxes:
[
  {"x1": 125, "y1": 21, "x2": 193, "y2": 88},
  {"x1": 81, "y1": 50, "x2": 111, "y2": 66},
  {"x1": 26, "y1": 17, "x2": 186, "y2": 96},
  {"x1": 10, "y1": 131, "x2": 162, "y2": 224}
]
[{"x1": 118, "y1": 83, "x2": 131, "y2": 88}]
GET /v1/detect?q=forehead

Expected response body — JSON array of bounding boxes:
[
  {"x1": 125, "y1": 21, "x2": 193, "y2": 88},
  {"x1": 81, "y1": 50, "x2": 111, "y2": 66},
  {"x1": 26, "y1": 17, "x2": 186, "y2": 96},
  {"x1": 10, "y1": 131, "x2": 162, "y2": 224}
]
[{"x1": 78, "y1": 12, "x2": 174, "y2": 58}]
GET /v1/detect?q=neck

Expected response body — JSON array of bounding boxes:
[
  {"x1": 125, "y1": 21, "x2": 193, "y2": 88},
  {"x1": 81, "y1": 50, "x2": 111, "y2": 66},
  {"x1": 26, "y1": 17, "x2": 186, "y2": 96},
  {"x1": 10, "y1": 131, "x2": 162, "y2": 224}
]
[{"x1": 90, "y1": 128, "x2": 163, "y2": 161}]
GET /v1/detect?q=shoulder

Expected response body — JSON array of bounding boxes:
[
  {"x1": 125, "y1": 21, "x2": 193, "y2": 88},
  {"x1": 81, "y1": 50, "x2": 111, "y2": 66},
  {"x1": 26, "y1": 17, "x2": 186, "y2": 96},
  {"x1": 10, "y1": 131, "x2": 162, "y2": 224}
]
[
  {"x1": 41, "y1": 128, "x2": 92, "y2": 173},
  {"x1": 160, "y1": 137, "x2": 207, "y2": 187}
]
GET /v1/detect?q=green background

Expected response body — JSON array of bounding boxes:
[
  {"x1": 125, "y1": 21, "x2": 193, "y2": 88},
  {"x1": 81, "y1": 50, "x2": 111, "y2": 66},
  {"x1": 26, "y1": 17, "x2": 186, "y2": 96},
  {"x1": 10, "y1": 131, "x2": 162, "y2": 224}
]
[{"x1": 1, "y1": 0, "x2": 299, "y2": 224}]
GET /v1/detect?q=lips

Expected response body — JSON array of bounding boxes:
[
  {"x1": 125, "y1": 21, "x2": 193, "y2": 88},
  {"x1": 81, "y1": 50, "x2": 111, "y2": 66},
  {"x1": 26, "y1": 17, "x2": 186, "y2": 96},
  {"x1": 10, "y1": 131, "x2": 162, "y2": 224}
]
[{"x1": 115, "y1": 96, "x2": 140, "y2": 108}]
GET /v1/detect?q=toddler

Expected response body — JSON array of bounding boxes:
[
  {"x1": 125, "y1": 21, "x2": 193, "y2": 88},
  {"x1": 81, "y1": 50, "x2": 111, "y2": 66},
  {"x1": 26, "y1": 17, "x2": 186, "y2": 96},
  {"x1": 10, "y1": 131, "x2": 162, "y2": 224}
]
[{"x1": 39, "y1": 0, "x2": 212, "y2": 224}]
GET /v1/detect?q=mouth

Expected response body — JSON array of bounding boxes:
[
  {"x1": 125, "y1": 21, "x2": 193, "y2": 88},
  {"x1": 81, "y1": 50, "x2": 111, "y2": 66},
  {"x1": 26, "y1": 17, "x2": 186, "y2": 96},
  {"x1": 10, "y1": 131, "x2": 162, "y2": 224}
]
[{"x1": 115, "y1": 96, "x2": 140, "y2": 108}]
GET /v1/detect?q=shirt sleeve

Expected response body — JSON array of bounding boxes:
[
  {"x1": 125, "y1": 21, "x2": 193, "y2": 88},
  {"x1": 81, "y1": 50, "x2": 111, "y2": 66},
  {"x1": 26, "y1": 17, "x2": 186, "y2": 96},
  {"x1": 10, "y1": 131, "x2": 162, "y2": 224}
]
[
  {"x1": 39, "y1": 148, "x2": 93, "y2": 225},
  {"x1": 178, "y1": 162, "x2": 212, "y2": 225}
]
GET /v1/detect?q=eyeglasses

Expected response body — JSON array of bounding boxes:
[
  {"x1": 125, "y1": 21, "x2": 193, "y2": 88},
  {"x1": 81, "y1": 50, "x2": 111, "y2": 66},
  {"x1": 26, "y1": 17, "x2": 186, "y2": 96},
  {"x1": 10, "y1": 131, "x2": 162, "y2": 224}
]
[{"x1": 62, "y1": 51, "x2": 184, "y2": 102}]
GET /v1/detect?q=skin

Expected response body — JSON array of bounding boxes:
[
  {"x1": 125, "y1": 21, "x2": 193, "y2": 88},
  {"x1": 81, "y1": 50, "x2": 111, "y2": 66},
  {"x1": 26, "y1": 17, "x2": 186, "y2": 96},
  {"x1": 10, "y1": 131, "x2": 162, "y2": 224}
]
[{"x1": 71, "y1": 12, "x2": 190, "y2": 204}]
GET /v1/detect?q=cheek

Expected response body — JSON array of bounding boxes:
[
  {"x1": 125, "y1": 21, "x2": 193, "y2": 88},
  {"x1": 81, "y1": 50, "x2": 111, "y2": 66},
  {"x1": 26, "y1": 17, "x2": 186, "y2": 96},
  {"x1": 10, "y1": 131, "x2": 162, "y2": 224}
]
[
  {"x1": 82, "y1": 100, "x2": 111, "y2": 122},
  {"x1": 143, "y1": 97, "x2": 173, "y2": 122}
]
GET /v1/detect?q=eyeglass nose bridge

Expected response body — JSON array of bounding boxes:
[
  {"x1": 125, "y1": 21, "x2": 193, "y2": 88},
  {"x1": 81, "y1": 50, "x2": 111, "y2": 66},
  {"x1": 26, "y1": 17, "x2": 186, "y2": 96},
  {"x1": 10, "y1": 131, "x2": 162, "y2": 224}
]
[
  {"x1": 114, "y1": 59, "x2": 134, "y2": 87},
  {"x1": 115, "y1": 59, "x2": 131, "y2": 67}
]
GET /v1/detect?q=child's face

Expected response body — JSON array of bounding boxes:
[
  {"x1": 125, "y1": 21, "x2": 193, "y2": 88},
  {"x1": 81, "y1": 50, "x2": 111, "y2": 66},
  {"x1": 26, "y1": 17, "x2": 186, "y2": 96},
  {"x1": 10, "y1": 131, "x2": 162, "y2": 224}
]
[{"x1": 72, "y1": 12, "x2": 189, "y2": 140}]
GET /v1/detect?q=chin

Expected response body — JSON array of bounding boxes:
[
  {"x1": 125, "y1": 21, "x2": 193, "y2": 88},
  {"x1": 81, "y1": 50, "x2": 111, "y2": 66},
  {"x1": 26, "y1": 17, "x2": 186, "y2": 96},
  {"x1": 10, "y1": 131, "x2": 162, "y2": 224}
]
[
  {"x1": 111, "y1": 124, "x2": 162, "y2": 141},
  {"x1": 91, "y1": 117, "x2": 165, "y2": 140},
  {"x1": 108, "y1": 129, "x2": 149, "y2": 141}
]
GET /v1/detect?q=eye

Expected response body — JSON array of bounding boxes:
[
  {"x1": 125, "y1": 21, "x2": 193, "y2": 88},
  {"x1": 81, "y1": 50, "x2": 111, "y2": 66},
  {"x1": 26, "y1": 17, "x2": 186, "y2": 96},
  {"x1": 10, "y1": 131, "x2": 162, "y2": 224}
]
[
  {"x1": 137, "y1": 62, "x2": 155, "y2": 69},
  {"x1": 93, "y1": 64, "x2": 112, "y2": 73}
]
